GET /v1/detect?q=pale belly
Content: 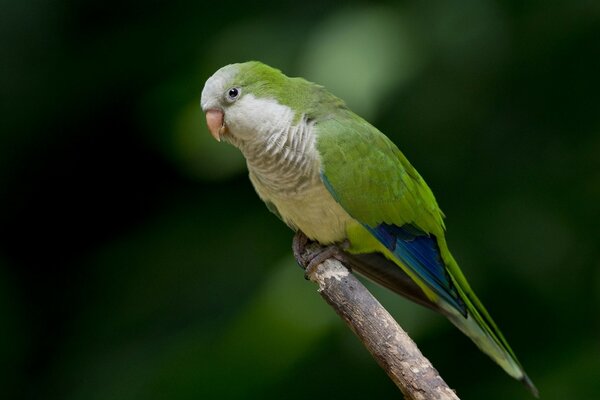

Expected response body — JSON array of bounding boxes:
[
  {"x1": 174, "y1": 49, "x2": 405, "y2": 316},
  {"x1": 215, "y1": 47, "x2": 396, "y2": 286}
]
[{"x1": 251, "y1": 173, "x2": 355, "y2": 244}]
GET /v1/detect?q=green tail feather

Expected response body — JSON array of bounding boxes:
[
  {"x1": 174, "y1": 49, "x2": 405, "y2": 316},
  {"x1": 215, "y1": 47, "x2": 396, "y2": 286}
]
[
  {"x1": 437, "y1": 237, "x2": 538, "y2": 396},
  {"x1": 521, "y1": 374, "x2": 540, "y2": 398}
]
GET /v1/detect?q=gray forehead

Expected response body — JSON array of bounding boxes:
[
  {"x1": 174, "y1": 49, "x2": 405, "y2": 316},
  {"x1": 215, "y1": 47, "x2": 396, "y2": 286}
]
[{"x1": 200, "y1": 64, "x2": 239, "y2": 109}]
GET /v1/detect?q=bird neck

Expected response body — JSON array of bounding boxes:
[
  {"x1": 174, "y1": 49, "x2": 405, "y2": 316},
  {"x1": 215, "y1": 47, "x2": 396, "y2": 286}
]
[{"x1": 235, "y1": 117, "x2": 320, "y2": 195}]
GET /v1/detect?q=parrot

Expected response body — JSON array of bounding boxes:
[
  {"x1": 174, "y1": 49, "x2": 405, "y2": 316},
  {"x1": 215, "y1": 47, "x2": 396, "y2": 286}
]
[{"x1": 200, "y1": 61, "x2": 537, "y2": 396}]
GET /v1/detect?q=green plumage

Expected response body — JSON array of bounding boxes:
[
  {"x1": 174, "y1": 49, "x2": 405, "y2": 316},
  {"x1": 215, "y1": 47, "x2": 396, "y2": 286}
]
[
  {"x1": 316, "y1": 109, "x2": 534, "y2": 389},
  {"x1": 235, "y1": 62, "x2": 345, "y2": 124},
  {"x1": 201, "y1": 61, "x2": 538, "y2": 397},
  {"x1": 316, "y1": 112, "x2": 445, "y2": 232}
]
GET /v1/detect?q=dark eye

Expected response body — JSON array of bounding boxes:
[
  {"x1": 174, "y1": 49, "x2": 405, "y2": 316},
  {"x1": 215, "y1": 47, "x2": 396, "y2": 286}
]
[{"x1": 226, "y1": 87, "x2": 240, "y2": 101}]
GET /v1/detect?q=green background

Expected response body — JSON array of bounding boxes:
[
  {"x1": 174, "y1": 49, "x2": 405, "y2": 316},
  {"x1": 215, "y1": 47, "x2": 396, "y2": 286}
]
[{"x1": 1, "y1": 1, "x2": 599, "y2": 399}]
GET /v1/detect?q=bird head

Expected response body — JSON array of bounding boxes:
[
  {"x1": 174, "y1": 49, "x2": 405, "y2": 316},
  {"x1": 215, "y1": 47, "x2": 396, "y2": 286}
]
[{"x1": 200, "y1": 61, "x2": 296, "y2": 144}]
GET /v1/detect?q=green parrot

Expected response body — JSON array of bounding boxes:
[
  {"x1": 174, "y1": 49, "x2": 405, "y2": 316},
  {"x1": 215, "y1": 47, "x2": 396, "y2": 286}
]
[{"x1": 200, "y1": 61, "x2": 537, "y2": 396}]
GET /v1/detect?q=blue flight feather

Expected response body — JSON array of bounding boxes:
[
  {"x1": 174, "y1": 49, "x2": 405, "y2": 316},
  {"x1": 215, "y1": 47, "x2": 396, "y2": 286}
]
[
  {"x1": 367, "y1": 223, "x2": 466, "y2": 315},
  {"x1": 321, "y1": 172, "x2": 465, "y2": 315}
]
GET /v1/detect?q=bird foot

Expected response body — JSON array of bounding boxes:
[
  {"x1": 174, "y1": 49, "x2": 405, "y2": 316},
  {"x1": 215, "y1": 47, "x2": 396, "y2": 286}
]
[
  {"x1": 292, "y1": 231, "x2": 350, "y2": 280},
  {"x1": 292, "y1": 230, "x2": 310, "y2": 263}
]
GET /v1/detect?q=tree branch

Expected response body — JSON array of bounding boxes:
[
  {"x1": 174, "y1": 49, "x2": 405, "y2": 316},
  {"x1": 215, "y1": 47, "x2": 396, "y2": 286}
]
[{"x1": 295, "y1": 241, "x2": 460, "y2": 400}]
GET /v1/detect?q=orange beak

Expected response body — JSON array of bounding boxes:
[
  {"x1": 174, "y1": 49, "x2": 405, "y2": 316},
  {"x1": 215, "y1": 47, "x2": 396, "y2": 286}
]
[{"x1": 205, "y1": 109, "x2": 226, "y2": 142}]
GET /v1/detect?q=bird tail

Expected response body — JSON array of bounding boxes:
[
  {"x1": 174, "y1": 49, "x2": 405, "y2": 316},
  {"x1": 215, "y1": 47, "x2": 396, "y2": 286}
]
[
  {"x1": 347, "y1": 246, "x2": 539, "y2": 396},
  {"x1": 440, "y1": 266, "x2": 539, "y2": 397}
]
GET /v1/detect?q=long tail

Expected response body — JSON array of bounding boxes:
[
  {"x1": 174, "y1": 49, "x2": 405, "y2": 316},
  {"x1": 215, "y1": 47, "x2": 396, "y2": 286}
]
[
  {"x1": 345, "y1": 249, "x2": 538, "y2": 396},
  {"x1": 442, "y1": 299, "x2": 538, "y2": 397},
  {"x1": 438, "y1": 237, "x2": 539, "y2": 397},
  {"x1": 344, "y1": 224, "x2": 538, "y2": 396}
]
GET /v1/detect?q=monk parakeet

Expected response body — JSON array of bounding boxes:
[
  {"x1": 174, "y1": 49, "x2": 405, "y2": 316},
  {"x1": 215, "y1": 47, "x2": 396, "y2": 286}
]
[{"x1": 201, "y1": 61, "x2": 537, "y2": 396}]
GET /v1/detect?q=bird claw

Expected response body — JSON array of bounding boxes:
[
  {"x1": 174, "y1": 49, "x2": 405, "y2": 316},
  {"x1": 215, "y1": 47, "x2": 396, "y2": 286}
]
[
  {"x1": 292, "y1": 230, "x2": 310, "y2": 264},
  {"x1": 292, "y1": 231, "x2": 351, "y2": 280},
  {"x1": 303, "y1": 246, "x2": 345, "y2": 280}
]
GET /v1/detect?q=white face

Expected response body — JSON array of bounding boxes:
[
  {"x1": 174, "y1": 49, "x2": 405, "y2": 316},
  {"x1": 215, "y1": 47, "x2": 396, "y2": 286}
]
[
  {"x1": 200, "y1": 64, "x2": 238, "y2": 112},
  {"x1": 200, "y1": 65, "x2": 295, "y2": 144}
]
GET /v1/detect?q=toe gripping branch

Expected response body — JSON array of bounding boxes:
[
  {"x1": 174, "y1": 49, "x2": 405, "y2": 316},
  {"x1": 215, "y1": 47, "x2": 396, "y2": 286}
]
[{"x1": 292, "y1": 231, "x2": 350, "y2": 280}]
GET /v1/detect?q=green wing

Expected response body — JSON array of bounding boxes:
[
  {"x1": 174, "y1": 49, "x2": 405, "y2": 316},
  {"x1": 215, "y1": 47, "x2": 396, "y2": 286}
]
[
  {"x1": 316, "y1": 111, "x2": 459, "y2": 306},
  {"x1": 316, "y1": 112, "x2": 446, "y2": 235},
  {"x1": 315, "y1": 110, "x2": 535, "y2": 393}
]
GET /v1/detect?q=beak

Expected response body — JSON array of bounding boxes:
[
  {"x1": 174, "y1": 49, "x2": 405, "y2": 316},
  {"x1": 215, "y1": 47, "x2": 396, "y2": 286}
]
[{"x1": 205, "y1": 109, "x2": 227, "y2": 142}]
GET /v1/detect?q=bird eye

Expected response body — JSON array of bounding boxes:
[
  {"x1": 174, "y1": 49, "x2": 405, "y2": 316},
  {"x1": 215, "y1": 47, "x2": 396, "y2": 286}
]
[{"x1": 226, "y1": 87, "x2": 241, "y2": 102}]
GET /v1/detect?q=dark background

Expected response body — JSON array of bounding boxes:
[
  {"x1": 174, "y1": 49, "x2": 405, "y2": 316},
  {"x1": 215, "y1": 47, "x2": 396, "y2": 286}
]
[{"x1": 1, "y1": 1, "x2": 599, "y2": 399}]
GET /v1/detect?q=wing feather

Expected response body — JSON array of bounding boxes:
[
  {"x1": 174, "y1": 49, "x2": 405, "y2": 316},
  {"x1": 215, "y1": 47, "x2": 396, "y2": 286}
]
[
  {"x1": 315, "y1": 111, "x2": 531, "y2": 387},
  {"x1": 316, "y1": 113, "x2": 459, "y2": 309}
]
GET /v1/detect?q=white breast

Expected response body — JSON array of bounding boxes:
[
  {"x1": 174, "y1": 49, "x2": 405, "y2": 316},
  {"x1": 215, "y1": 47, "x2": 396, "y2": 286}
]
[{"x1": 226, "y1": 96, "x2": 354, "y2": 244}]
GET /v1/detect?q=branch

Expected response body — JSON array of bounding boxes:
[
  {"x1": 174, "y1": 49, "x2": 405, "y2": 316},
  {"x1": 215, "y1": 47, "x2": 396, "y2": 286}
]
[{"x1": 295, "y1": 241, "x2": 460, "y2": 400}]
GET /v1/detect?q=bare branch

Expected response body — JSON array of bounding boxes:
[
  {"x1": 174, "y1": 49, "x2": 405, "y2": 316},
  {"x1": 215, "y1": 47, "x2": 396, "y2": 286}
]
[{"x1": 296, "y1": 241, "x2": 460, "y2": 400}]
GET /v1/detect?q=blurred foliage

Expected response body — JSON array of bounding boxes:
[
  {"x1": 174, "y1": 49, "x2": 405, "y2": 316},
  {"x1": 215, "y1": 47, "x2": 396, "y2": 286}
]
[{"x1": 1, "y1": 0, "x2": 599, "y2": 399}]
